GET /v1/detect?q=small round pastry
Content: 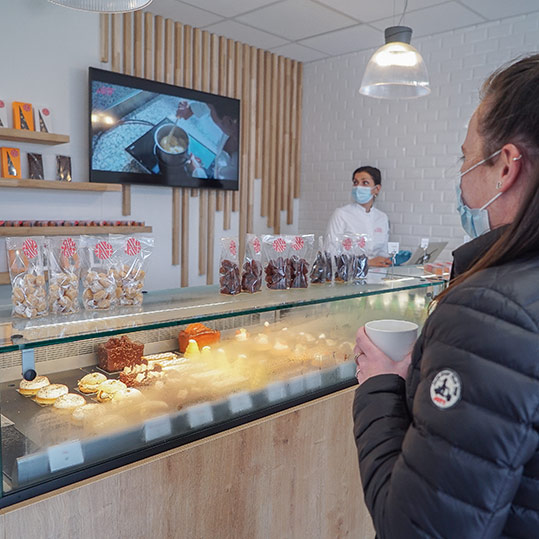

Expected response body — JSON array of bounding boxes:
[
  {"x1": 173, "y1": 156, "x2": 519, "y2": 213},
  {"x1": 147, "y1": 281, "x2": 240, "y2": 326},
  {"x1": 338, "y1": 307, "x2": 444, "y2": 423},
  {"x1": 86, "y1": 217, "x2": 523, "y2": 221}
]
[
  {"x1": 235, "y1": 328, "x2": 249, "y2": 342},
  {"x1": 35, "y1": 383, "x2": 69, "y2": 405},
  {"x1": 111, "y1": 387, "x2": 143, "y2": 404},
  {"x1": 19, "y1": 375, "x2": 50, "y2": 396},
  {"x1": 53, "y1": 393, "x2": 86, "y2": 412},
  {"x1": 95, "y1": 379, "x2": 127, "y2": 403},
  {"x1": 200, "y1": 346, "x2": 213, "y2": 361},
  {"x1": 272, "y1": 340, "x2": 290, "y2": 357},
  {"x1": 71, "y1": 403, "x2": 103, "y2": 425},
  {"x1": 78, "y1": 372, "x2": 107, "y2": 394},
  {"x1": 254, "y1": 333, "x2": 271, "y2": 351}
]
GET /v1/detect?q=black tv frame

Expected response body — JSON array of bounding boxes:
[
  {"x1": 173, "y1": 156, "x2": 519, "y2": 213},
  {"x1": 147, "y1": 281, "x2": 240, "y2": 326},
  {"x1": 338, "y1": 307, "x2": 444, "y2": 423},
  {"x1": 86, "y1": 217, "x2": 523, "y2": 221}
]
[{"x1": 88, "y1": 67, "x2": 240, "y2": 191}]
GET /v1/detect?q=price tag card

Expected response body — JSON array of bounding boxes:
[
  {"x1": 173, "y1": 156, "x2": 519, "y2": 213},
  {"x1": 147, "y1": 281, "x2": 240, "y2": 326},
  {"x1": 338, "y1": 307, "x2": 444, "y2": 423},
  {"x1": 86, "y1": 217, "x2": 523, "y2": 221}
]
[
  {"x1": 228, "y1": 392, "x2": 253, "y2": 414},
  {"x1": 187, "y1": 403, "x2": 214, "y2": 428},
  {"x1": 288, "y1": 376, "x2": 305, "y2": 396},
  {"x1": 420, "y1": 238, "x2": 429, "y2": 249},
  {"x1": 47, "y1": 440, "x2": 84, "y2": 473},
  {"x1": 265, "y1": 382, "x2": 286, "y2": 402},
  {"x1": 143, "y1": 415, "x2": 172, "y2": 442},
  {"x1": 305, "y1": 371, "x2": 322, "y2": 391},
  {"x1": 387, "y1": 242, "x2": 400, "y2": 255}
]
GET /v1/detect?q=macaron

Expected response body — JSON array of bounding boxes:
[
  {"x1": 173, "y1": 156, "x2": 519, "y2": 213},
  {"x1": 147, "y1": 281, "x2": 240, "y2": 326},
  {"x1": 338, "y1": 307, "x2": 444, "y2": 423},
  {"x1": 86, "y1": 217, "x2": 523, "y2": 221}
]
[{"x1": 19, "y1": 375, "x2": 50, "y2": 396}]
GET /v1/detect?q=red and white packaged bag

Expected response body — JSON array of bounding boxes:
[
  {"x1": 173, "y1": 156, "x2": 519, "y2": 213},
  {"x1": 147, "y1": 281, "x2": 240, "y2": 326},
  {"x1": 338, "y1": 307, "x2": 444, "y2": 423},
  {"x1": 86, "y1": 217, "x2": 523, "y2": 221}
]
[
  {"x1": 219, "y1": 237, "x2": 241, "y2": 295},
  {"x1": 46, "y1": 236, "x2": 82, "y2": 315},
  {"x1": 262, "y1": 235, "x2": 291, "y2": 290},
  {"x1": 6, "y1": 236, "x2": 47, "y2": 319},
  {"x1": 241, "y1": 234, "x2": 263, "y2": 293},
  {"x1": 110, "y1": 234, "x2": 153, "y2": 306},
  {"x1": 288, "y1": 234, "x2": 314, "y2": 289},
  {"x1": 80, "y1": 235, "x2": 117, "y2": 310},
  {"x1": 333, "y1": 234, "x2": 354, "y2": 283}
]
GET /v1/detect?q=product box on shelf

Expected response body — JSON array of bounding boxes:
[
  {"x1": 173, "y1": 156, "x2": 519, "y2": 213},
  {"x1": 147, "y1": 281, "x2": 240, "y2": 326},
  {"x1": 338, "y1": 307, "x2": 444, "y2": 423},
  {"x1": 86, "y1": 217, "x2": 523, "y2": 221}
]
[
  {"x1": 0, "y1": 99, "x2": 8, "y2": 128},
  {"x1": 34, "y1": 105, "x2": 53, "y2": 133},
  {"x1": 1, "y1": 147, "x2": 21, "y2": 179},
  {"x1": 12, "y1": 102, "x2": 34, "y2": 131}
]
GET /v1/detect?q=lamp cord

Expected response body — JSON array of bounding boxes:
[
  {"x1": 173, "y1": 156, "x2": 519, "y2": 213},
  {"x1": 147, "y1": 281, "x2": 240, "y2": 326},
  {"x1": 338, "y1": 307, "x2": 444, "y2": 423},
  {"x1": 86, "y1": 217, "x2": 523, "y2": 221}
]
[{"x1": 398, "y1": 0, "x2": 409, "y2": 26}]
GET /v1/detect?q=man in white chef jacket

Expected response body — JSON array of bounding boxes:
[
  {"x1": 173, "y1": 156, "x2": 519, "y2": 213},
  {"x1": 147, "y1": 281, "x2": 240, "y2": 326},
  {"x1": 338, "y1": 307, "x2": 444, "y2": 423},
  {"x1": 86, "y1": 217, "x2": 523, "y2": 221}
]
[{"x1": 326, "y1": 166, "x2": 391, "y2": 267}]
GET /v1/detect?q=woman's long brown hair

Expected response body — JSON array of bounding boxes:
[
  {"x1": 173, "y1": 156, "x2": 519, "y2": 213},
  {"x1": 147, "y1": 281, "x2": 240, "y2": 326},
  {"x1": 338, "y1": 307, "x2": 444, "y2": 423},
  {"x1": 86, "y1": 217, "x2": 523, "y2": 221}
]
[{"x1": 437, "y1": 55, "x2": 539, "y2": 301}]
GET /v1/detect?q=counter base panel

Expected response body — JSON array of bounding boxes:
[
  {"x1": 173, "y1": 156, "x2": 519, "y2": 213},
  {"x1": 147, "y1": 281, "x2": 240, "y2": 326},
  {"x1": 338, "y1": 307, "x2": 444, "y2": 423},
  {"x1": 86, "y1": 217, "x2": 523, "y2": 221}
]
[{"x1": 0, "y1": 388, "x2": 375, "y2": 539}]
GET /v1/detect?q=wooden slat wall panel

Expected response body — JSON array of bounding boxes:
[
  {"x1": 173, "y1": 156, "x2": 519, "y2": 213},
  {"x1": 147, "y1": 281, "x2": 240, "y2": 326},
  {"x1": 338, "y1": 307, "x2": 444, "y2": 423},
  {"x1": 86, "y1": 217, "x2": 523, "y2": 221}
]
[
  {"x1": 133, "y1": 11, "x2": 143, "y2": 77},
  {"x1": 181, "y1": 23, "x2": 192, "y2": 283},
  {"x1": 284, "y1": 58, "x2": 293, "y2": 225},
  {"x1": 289, "y1": 60, "x2": 298, "y2": 223},
  {"x1": 238, "y1": 44, "x2": 250, "y2": 260},
  {"x1": 248, "y1": 46, "x2": 257, "y2": 234},
  {"x1": 123, "y1": 13, "x2": 132, "y2": 75},
  {"x1": 223, "y1": 37, "x2": 235, "y2": 231},
  {"x1": 100, "y1": 14, "x2": 109, "y2": 63},
  {"x1": 268, "y1": 53, "x2": 278, "y2": 229},
  {"x1": 295, "y1": 62, "x2": 303, "y2": 199},
  {"x1": 262, "y1": 51, "x2": 271, "y2": 219},
  {"x1": 103, "y1": 14, "x2": 304, "y2": 286}
]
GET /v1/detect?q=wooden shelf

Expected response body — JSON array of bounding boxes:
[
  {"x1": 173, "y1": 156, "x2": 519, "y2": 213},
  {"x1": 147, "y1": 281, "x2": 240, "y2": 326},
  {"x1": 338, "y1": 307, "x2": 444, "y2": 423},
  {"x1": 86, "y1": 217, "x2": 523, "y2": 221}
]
[
  {"x1": 0, "y1": 178, "x2": 121, "y2": 192},
  {"x1": 0, "y1": 226, "x2": 152, "y2": 237},
  {"x1": 0, "y1": 127, "x2": 69, "y2": 145}
]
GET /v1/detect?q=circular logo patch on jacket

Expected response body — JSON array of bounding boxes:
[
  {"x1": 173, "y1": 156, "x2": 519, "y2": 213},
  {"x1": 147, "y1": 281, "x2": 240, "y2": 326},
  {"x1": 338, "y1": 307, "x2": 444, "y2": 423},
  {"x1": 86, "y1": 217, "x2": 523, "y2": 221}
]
[{"x1": 430, "y1": 369, "x2": 461, "y2": 409}]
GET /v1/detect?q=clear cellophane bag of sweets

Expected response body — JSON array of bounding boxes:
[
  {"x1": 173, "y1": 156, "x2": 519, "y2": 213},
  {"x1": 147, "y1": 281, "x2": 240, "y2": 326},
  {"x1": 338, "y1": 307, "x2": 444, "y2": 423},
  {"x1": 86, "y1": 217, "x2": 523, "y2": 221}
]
[
  {"x1": 241, "y1": 234, "x2": 263, "y2": 293},
  {"x1": 46, "y1": 236, "x2": 81, "y2": 315},
  {"x1": 288, "y1": 234, "x2": 314, "y2": 289},
  {"x1": 310, "y1": 235, "x2": 333, "y2": 285},
  {"x1": 80, "y1": 235, "x2": 117, "y2": 310},
  {"x1": 219, "y1": 237, "x2": 241, "y2": 295},
  {"x1": 6, "y1": 236, "x2": 47, "y2": 318},
  {"x1": 333, "y1": 234, "x2": 354, "y2": 284},
  {"x1": 262, "y1": 235, "x2": 291, "y2": 290},
  {"x1": 351, "y1": 234, "x2": 369, "y2": 283},
  {"x1": 110, "y1": 235, "x2": 153, "y2": 306}
]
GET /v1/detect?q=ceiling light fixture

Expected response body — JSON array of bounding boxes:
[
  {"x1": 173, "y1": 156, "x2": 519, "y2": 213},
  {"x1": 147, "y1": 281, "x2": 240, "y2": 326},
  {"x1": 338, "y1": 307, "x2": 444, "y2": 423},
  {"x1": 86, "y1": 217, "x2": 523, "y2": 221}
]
[
  {"x1": 48, "y1": 0, "x2": 152, "y2": 13},
  {"x1": 359, "y1": 2, "x2": 430, "y2": 99}
]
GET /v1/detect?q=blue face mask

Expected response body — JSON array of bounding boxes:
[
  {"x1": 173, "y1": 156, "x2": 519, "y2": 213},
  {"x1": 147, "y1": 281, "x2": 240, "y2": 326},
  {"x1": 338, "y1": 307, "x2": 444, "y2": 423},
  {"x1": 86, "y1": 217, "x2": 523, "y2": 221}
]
[
  {"x1": 456, "y1": 149, "x2": 503, "y2": 239},
  {"x1": 352, "y1": 186, "x2": 373, "y2": 205}
]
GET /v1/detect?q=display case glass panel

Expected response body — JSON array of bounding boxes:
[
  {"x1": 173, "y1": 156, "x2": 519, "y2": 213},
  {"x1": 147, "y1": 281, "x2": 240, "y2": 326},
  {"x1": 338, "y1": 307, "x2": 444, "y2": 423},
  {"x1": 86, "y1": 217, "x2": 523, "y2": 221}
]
[{"x1": 0, "y1": 274, "x2": 443, "y2": 506}]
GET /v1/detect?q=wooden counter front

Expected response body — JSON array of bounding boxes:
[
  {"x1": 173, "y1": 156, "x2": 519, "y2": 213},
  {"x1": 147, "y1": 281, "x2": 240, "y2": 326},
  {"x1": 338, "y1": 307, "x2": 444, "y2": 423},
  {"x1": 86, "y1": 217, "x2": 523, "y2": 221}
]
[{"x1": 0, "y1": 388, "x2": 375, "y2": 539}]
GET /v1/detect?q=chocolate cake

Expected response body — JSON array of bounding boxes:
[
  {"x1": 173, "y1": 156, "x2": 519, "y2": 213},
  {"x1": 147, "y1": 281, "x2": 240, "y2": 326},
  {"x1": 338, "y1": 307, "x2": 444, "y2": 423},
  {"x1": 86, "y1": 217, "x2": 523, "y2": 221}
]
[{"x1": 97, "y1": 335, "x2": 144, "y2": 373}]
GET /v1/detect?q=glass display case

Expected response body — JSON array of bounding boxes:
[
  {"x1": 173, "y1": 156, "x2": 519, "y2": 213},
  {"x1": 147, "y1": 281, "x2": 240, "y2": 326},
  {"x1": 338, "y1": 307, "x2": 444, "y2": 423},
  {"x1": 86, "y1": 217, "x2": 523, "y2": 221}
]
[{"x1": 0, "y1": 271, "x2": 444, "y2": 507}]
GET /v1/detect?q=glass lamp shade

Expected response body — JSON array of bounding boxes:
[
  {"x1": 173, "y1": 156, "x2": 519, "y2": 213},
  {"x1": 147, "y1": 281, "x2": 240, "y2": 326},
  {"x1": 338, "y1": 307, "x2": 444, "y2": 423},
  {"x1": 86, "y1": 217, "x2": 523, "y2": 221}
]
[
  {"x1": 48, "y1": 0, "x2": 152, "y2": 12},
  {"x1": 360, "y1": 40, "x2": 430, "y2": 99}
]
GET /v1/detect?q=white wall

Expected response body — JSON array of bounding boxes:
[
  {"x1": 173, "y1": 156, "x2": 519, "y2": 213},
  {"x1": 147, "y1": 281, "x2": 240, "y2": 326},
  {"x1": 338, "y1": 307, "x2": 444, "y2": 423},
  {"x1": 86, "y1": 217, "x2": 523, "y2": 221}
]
[
  {"x1": 299, "y1": 13, "x2": 539, "y2": 260},
  {"x1": 0, "y1": 0, "x2": 297, "y2": 292}
]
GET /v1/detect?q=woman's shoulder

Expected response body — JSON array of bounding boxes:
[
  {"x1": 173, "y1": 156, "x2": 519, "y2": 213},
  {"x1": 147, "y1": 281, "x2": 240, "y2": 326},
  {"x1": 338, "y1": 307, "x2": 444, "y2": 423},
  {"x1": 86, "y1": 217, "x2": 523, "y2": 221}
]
[{"x1": 442, "y1": 255, "x2": 539, "y2": 330}]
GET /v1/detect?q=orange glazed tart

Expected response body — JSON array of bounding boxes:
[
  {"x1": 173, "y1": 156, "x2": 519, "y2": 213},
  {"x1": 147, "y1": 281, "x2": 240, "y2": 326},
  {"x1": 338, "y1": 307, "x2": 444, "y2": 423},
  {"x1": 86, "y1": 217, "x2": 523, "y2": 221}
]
[{"x1": 178, "y1": 323, "x2": 220, "y2": 353}]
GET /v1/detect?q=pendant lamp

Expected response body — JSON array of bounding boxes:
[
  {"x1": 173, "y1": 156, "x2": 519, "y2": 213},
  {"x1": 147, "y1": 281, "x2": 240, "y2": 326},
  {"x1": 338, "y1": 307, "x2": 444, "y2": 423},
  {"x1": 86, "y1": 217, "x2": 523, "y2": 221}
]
[
  {"x1": 48, "y1": 0, "x2": 152, "y2": 13},
  {"x1": 359, "y1": 26, "x2": 430, "y2": 99}
]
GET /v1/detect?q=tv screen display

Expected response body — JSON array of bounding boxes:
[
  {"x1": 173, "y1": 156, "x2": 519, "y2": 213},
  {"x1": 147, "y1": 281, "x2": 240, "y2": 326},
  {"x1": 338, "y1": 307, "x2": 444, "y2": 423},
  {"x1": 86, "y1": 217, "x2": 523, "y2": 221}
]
[{"x1": 89, "y1": 67, "x2": 240, "y2": 190}]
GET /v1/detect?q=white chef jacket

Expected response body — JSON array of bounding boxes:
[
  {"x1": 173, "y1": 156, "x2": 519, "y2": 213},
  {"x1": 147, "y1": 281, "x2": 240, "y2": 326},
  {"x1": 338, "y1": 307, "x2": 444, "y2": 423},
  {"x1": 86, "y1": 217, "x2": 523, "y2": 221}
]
[{"x1": 325, "y1": 203, "x2": 389, "y2": 258}]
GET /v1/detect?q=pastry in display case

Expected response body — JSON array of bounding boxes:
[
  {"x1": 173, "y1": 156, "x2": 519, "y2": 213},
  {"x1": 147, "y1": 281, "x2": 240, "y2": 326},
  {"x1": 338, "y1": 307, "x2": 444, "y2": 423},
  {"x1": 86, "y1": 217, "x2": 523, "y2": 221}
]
[{"x1": 0, "y1": 272, "x2": 444, "y2": 508}]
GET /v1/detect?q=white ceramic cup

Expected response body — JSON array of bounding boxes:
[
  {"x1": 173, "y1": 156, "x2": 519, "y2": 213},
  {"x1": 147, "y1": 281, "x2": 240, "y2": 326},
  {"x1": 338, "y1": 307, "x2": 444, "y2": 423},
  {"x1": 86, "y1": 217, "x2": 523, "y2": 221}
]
[{"x1": 364, "y1": 319, "x2": 419, "y2": 362}]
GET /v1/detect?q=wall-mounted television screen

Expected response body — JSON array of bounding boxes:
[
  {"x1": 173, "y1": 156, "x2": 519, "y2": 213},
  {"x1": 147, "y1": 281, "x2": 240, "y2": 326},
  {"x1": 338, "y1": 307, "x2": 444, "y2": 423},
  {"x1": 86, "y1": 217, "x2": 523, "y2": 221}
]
[{"x1": 89, "y1": 67, "x2": 240, "y2": 190}]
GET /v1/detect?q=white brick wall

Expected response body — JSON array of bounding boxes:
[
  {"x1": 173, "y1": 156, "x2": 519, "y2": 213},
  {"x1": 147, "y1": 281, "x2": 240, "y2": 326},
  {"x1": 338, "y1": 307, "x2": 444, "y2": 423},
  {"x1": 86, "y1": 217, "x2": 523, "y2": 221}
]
[{"x1": 299, "y1": 13, "x2": 539, "y2": 260}]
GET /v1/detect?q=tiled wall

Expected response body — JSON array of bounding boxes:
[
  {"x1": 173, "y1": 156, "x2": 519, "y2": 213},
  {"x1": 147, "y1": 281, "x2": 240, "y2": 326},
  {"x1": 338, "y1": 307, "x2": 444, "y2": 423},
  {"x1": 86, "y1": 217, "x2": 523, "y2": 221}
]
[{"x1": 299, "y1": 13, "x2": 539, "y2": 260}]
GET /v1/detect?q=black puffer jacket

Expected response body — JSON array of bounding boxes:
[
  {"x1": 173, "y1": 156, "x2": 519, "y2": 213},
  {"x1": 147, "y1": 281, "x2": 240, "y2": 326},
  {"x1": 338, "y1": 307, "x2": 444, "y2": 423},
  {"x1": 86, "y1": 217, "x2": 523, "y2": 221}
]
[{"x1": 353, "y1": 229, "x2": 539, "y2": 538}]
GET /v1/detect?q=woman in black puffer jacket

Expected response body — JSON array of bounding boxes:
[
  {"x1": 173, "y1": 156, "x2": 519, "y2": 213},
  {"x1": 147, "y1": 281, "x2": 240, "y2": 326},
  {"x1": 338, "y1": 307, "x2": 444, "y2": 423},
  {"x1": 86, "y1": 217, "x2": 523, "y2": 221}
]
[{"x1": 352, "y1": 56, "x2": 539, "y2": 538}]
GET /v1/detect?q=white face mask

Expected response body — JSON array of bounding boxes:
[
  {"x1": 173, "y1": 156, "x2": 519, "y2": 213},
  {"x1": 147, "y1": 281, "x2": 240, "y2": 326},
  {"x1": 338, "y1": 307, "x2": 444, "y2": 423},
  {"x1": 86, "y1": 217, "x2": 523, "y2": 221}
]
[{"x1": 456, "y1": 149, "x2": 503, "y2": 238}]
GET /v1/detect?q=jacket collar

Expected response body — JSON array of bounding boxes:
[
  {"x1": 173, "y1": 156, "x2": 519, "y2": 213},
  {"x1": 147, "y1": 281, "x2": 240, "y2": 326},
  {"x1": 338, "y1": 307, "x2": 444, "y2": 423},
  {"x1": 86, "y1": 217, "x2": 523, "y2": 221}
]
[{"x1": 451, "y1": 226, "x2": 507, "y2": 279}]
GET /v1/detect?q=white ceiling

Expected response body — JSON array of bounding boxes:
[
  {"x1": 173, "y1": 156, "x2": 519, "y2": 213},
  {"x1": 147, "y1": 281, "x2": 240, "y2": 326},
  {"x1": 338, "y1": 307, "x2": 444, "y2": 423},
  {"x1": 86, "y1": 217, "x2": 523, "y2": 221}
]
[{"x1": 148, "y1": 0, "x2": 539, "y2": 62}]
